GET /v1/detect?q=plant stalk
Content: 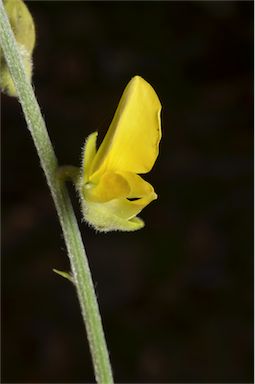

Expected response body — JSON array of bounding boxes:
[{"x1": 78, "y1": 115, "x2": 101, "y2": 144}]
[{"x1": 0, "y1": 2, "x2": 113, "y2": 383}]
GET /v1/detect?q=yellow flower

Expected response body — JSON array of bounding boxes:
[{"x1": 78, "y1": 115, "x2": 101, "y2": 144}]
[{"x1": 78, "y1": 75, "x2": 162, "y2": 232}]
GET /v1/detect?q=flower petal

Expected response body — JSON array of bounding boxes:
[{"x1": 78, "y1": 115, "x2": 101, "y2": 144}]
[
  {"x1": 113, "y1": 193, "x2": 157, "y2": 220},
  {"x1": 90, "y1": 76, "x2": 162, "y2": 178},
  {"x1": 117, "y1": 171, "x2": 156, "y2": 198},
  {"x1": 84, "y1": 171, "x2": 130, "y2": 203}
]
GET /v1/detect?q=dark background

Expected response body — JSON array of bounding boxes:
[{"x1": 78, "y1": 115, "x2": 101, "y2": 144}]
[{"x1": 2, "y1": 1, "x2": 253, "y2": 383}]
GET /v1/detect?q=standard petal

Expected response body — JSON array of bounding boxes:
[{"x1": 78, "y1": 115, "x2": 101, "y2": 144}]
[{"x1": 90, "y1": 76, "x2": 162, "y2": 178}]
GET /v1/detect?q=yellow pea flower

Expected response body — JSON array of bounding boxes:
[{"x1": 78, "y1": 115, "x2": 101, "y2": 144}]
[{"x1": 78, "y1": 75, "x2": 162, "y2": 232}]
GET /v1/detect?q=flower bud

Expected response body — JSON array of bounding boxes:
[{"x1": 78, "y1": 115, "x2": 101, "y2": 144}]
[{"x1": 0, "y1": 0, "x2": 36, "y2": 97}]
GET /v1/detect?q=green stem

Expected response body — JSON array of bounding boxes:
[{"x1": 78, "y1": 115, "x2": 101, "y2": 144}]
[
  {"x1": 0, "y1": 2, "x2": 113, "y2": 383},
  {"x1": 57, "y1": 165, "x2": 81, "y2": 184}
]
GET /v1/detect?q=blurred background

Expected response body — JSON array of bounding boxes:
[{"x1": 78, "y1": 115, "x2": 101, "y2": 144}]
[{"x1": 2, "y1": 1, "x2": 253, "y2": 383}]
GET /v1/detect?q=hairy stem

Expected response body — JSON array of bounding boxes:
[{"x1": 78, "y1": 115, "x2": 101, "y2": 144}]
[{"x1": 0, "y1": 2, "x2": 113, "y2": 383}]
